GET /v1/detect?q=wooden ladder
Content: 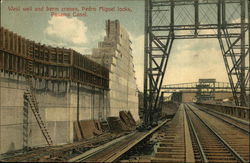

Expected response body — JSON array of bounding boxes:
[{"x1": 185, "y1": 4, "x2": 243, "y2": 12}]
[{"x1": 24, "y1": 58, "x2": 53, "y2": 146}]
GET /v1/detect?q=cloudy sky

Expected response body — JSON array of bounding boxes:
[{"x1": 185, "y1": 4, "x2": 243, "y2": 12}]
[{"x1": 2, "y1": 0, "x2": 244, "y2": 91}]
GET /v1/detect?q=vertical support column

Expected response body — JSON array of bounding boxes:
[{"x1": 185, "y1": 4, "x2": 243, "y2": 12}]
[
  {"x1": 170, "y1": 0, "x2": 174, "y2": 33},
  {"x1": 77, "y1": 82, "x2": 79, "y2": 122},
  {"x1": 248, "y1": 1, "x2": 250, "y2": 104},
  {"x1": 148, "y1": 0, "x2": 153, "y2": 126},
  {"x1": 194, "y1": 0, "x2": 199, "y2": 37},
  {"x1": 102, "y1": 89, "x2": 105, "y2": 120},
  {"x1": 222, "y1": 0, "x2": 226, "y2": 28},
  {"x1": 240, "y1": 0, "x2": 246, "y2": 106},
  {"x1": 248, "y1": 0, "x2": 250, "y2": 61},
  {"x1": 56, "y1": 48, "x2": 58, "y2": 79},
  {"x1": 2, "y1": 28, "x2": 5, "y2": 50},
  {"x1": 143, "y1": 0, "x2": 149, "y2": 126},
  {"x1": 217, "y1": 0, "x2": 221, "y2": 37},
  {"x1": 154, "y1": 0, "x2": 174, "y2": 122},
  {"x1": 105, "y1": 90, "x2": 108, "y2": 118},
  {"x1": 92, "y1": 87, "x2": 95, "y2": 120},
  {"x1": 212, "y1": 82, "x2": 215, "y2": 100},
  {"x1": 249, "y1": 0, "x2": 250, "y2": 70}
]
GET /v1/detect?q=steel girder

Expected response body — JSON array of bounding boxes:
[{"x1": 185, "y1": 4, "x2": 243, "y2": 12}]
[
  {"x1": 144, "y1": 0, "x2": 175, "y2": 126},
  {"x1": 217, "y1": 0, "x2": 249, "y2": 106}
]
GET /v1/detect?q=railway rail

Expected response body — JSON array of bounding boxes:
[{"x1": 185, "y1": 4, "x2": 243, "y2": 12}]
[
  {"x1": 68, "y1": 118, "x2": 169, "y2": 162},
  {"x1": 1, "y1": 133, "x2": 126, "y2": 162},
  {"x1": 191, "y1": 103, "x2": 249, "y2": 134},
  {"x1": 71, "y1": 104, "x2": 249, "y2": 163},
  {"x1": 186, "y1": 103, "x2": 249, "y2": 163}
]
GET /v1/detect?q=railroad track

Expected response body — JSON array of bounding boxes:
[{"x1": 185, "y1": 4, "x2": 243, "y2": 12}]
[
  {"x1": 80, "y1": 103, "x2": 249, "y2": 163},
  {"x1": 150, "y1": 104, "x2": 195, "y2": 162},
  {"x1": 191, "y1": 103, "x2": 249, "y2": 134},
  {"x1": 186, "y1": 103, "x2": 249, "y2": 163},
  {"x1": 68, "y1": 119, "x2": 169, "y2": 162},
  {"x1": 1, "y1": 132, "x2": 125, "y2": 162}
]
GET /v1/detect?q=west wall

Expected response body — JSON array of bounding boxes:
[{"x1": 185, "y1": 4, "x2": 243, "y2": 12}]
[{"x1": 0, "y1": 72, "x2": 108, "y2": 154}]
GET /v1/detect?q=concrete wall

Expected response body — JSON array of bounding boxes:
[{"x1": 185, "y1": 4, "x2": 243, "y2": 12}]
[
  {"x1": 91, "y1": 20, "x2": 139, "y2": 121},
  {"x1": 0, "y1": 72, "x2": 108, "y2": 154}
]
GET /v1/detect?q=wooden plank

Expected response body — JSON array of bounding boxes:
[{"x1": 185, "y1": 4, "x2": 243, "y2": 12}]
[
  {"x1": 21, "y1": 37, "x2": 25, "y2": 56},
  {"x1": 5, "y1": 29, "x2": 9, "y2": 50},
  {"x1": 13, "y1": 55, "x2": 16, "y2": 72},
  {"x1": 0, "y1": 51, "x2": 3, "y2": 69},
  {"x1": 18, "y1": 36, "x2": 21, "y2": 54},
  {"x1": 0, "y1": 27, "x2": 3, "y2": 48},
  {"x1": 9, "y1": 31, "x2": 13, "y2": 51},
  {"x1": 6, "y1": 53, "x2": 9, "y2": 70},
  {"x1": 13, "y1": 33, "x2": 17, "y2": 53}
]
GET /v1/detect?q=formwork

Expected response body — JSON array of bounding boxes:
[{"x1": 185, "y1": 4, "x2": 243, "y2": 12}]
[
  {"x1": 0, "y1": 27, "x2": 110, "y2": 154},
  {"x1": 0, "y1": 27, "x2": 109, "y2": 89}
]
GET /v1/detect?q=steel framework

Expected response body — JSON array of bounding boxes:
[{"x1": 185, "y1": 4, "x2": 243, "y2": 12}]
[
  {"x1": 161, "y1": 81, "x2": 244, "y2": 93},
  {"x1": 144, "y1": 0, "x2": 249, "y2": 126}
]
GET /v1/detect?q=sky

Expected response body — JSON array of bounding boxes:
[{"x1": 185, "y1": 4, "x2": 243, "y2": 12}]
[{"x1": 1, "y1": 0, "x2": 247, "y2": 91}]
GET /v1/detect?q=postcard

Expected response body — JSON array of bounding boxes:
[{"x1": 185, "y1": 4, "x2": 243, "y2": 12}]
[{"x1": 0, "y1": 0, "x2": 249, "y2": 162}]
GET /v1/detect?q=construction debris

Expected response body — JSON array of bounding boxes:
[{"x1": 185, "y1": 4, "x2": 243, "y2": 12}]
[
  {"x1": 73, "y1": 120, "x2": 103, "y2": 141},
  {"x1": 107, "y1": 111, "x2": 137, "y2": 132}
]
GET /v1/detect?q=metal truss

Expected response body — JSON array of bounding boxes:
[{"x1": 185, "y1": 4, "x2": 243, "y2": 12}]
[
  {"x1": 161, "y1": 81, "x2": 246, "y2": 93},
  {"x1": 144, "y1": 0, "x2": 249, "y2": 126},
  {"x1": 217, "y1": 0, "x2": 249, "y2": 106}
]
